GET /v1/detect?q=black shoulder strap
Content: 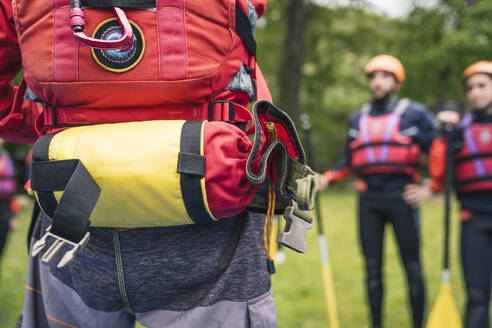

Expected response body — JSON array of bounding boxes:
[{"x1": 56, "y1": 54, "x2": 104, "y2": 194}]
[{"x1": 235, "y1": 5, "x2": 256, "y2": 56}]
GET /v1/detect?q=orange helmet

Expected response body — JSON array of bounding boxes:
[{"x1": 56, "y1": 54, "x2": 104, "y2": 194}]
[
  {"x1": 365, "y1": 55, "x2": 405, "y2": 83},
  {"x1": 463, "y1": 61, "x2": 492, "y2": 81}
]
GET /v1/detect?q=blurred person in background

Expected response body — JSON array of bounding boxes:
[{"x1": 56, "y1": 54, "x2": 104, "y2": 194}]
[
  {"x1": 0, "y1": 138, "x2": 19, "y2": 261},
  {"x1": 317, "y1": 55, "x2": 436, "y2": 328},
  {"x1": 416, "y1": 61, "x2": 492, "y2": 328}
]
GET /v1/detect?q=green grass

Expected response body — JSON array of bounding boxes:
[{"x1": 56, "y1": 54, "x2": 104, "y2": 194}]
[
  {"x1": 0, "y1": 191, "x2": 477, "y2": 327},
  {"x1": 272, "y1": 189, "x2": 466, "y2": 328}
]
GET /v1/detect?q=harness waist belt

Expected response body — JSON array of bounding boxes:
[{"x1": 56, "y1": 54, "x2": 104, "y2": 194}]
[
  {"x1": 32, "y1": 101, "x2": 316, "y2": 230},
  {"x1": 43, "y1": 101, "x2": 252, "y2": 128}
]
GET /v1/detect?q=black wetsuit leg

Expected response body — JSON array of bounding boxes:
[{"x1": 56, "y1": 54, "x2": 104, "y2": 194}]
[
  {"x1": 359, "y1": 192, "x2": 386, "y2": 328},
  {"x1": 359, "y1": 192, "x2": 425, "y2": 328},
  {"x1": 461, "y1": 211, "x2": 492, "y2": 328},
  {"x1": 387, "y1": 197, "x2": 425, "y2": 328},
  {"x1": 0, "y1": 210, "x2": 10, "y2": 260}
]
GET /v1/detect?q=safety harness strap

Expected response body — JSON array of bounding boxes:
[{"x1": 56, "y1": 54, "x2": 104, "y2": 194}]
[
  {"x1": 43, "y1": 101, "x2": 252, "y2": 128},
  {"x1": 179, "y1": 121, "x2": 216, "y2": 225},
  {"x1": 31, "y1": 134, "x2": 100, "y2": 243},
  {"x1": 235, "y1": 4, "x2": 256, "y2": 56}
]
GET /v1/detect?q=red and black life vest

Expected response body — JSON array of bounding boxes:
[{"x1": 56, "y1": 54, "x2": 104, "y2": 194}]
[
  {"x1": 455, "y1": 114, "x2": 492, "y2": 193},
  {"x1": 12, "y1": 0, "x2": 269, "y2": 132},
  {"x1": 349, "y1": 99, "x2": 421, "y2": 175},
  {"x1": 0, "y1": 150, "x2": 16, "y2": 200}
]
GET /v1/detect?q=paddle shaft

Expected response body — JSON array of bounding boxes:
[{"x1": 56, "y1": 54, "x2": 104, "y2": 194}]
[
  {"x1": 300, "y1": 114, "x2": 339, "y2": 328},
  {"x1": 443, "y1": 124, "x2": 454, "y2": 272},
  {"x1": 299, "y1": 115, "x2": 324, "y2": 234}
]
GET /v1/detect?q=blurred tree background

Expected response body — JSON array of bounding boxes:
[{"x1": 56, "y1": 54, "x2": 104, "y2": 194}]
[
  {"x1": 5, "y1": 0, "x2": 492, "y2": 181},
  {"x1": 256, "y1": 0, "x2": 492, "y2": 170}
]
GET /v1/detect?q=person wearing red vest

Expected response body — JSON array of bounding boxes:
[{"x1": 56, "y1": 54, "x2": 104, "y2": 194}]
[
  {"x1": 317, "y1": 55, "x2": 436, "y2": 328},
  {"x1": 0, "y1": 1, "x2": 289, "y2": 327},
  {"x1": 426, "y1": 61, "x2": 492, "y2": 328},
  {"x1": 0, "y1": 139, "x2": 19, "y2": 261}
]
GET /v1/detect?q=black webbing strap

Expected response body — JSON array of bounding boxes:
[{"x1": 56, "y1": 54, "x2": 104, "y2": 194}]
[
  {"x1": 179, "y1": 121, "x2": 215, "y2": 225},
  {"x1": 32, "y1": 133, "x2": 56, "y2": 162},
  {"x1": 352, "y1": 162, "x2": 420, "y2": 171},
  {"x1": 455, "y1": 152, "x2": 492, "y2": 164},
  {"x1": 31, "y1": 134, "x2": 100, "y2": 243},
  {"x1": 351, "y1": 142, "x2": 415, "y2": 152},
  {"x1": 177, "y1": 152, "x2": 205, "y2": 177},
  {"x1": 79, "y1": 1, "x2": 257, "y2": 56},
  {"x1": 235, "y1": 4, "x2": 256, "y2": 57},
  {"x1": 458, "y1": 175, "x2": 492, "y2": 187},
  {"x1": 81, "y1": 0, "x2": 155, "y2": 8}
]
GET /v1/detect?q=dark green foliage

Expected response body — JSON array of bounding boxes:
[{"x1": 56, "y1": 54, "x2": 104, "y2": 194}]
[{"x1": 258, "y1": 0, "x2": 492, "y2": 170}]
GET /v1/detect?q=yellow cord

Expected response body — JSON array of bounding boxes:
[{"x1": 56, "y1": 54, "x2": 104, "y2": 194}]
[{"x1": 263, "y1": 181, "x2": 276, "y2": 261}]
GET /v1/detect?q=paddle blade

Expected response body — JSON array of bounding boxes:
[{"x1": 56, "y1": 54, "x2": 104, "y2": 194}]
[{"x1": 426, "y1": 283, "x2": 462, "y2": 328}]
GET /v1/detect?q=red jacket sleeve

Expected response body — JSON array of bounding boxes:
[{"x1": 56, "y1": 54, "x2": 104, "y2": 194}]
[
  {"x1": 9, "y1": 198, "x2": 20, "y2": 214},
  {"x1": 0, "y1": 0, "x2": 42, "y2": 144},
  {"x1": 429, "y1": 137, "x2": 446, "y2": 193},
  {"x1": 323, "y1": 167, "x2": 352, "y2": 183}
]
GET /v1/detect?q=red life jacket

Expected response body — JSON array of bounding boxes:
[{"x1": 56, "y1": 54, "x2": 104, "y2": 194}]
[
  {"x1": 0, "y1": 150, "x2": 16, "y2": 200},
  {"x1": 455, "y1": 115, "x2": 492, "y2": 193},
  {"x1": 11, "y1": 0, "x2": 315, "y2": 225},
  {"x1": 12, "y1": 0, "x2": 269, "y2": 131},
  {"x1": 349, "y1": 99, "x2": 421, "y2": 175}
]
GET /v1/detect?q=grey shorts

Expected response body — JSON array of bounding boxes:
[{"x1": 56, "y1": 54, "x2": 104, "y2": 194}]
[{"x1": 18, "y1": 210, "x2": 276, "y2": 328}]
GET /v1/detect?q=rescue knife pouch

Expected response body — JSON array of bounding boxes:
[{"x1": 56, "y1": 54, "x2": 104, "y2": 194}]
[{"x1": 30, "y1": 100, "x2": 316, "y2": 230}]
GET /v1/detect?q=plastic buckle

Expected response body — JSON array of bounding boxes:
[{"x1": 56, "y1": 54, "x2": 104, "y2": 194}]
[
  {"x1": 208, "y1": 101, "x2": 236, "y2": 122},
  {"x1": 31, "y1": 225, "x2": 90, "y2": 268},
  {"x1": 276, "y1": 206, "x2": 313, "y2": 253}
]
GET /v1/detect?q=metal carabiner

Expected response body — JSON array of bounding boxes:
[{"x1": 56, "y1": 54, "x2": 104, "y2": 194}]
[{"x1": 70, "y1": 0, "x2": 133, "y2": 49}]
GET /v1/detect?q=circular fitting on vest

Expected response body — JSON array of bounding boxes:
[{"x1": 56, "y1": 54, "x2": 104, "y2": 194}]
[
  {"x1": 91, "y1": 18, "x2": 145, "y2": 73},
  {"x1": 365, "y1": 54, "x2": 405, "y2": 83},
  {"x1": 463, "y1": 61, "x2": 492, "y2": 82}
]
